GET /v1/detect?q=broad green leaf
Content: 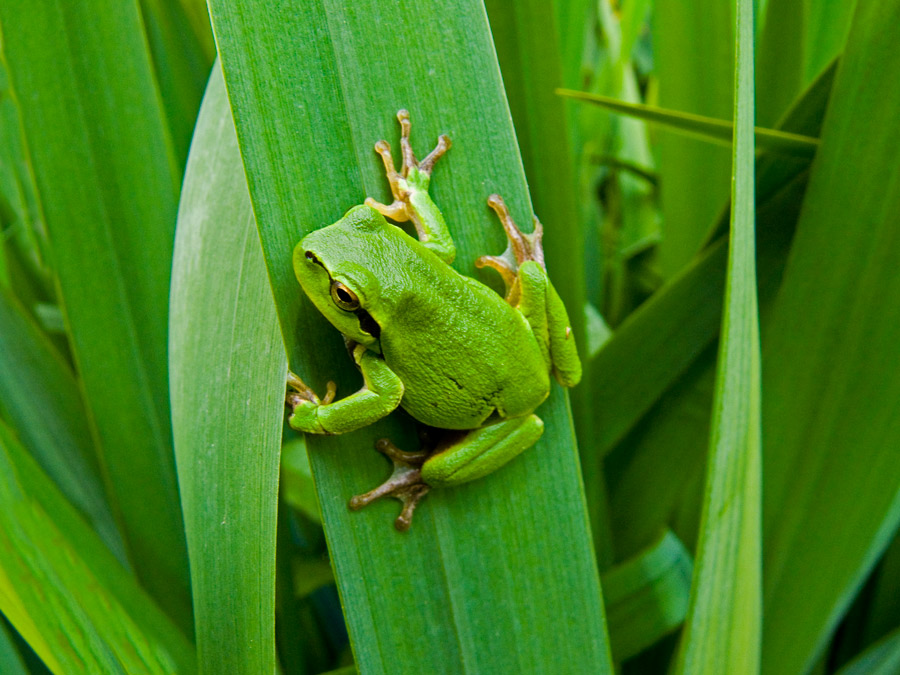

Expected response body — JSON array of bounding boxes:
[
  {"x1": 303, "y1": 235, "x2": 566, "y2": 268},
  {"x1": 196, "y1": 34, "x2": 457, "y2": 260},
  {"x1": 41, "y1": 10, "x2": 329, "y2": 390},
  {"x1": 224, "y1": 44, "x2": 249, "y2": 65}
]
[
  {"x1": 653, "y1": 0, "x2": 733, "y2": 277},
  {"x1": 673, "y1": 0, "x2": 761, "y2": 670},
  {"x1": 836, "y1": 627, "x2": 900, "y2": 675},
  {"x1": 139, "y1": 0, "x2": 214, "y2": 168},
  {"x1": 0, "y1": 420, "x2": 195, "y2": 674},
  {"x1": 208, "y1": 1, "x2": 613, "y2": 672},
  {"x1": 0, "y1": 288, "x2": 123, "y2": 559},
  {"x1": 170, "y1": 62, "x2": 285, "y2": 675},
  {"x1": 804, "y1": 0, "x2": 858, "y2": 81},
  {"x1": 756, "y1": 0, "x2": 805, "y2": 126},
  {"x1": 0, "y1": 57, "x2": 52, "y2": 312},
  {"x1": 608, "y1": 349, "x2": 717, "y2": 558},
  {"x1": 557, "y1": 90, "x2": 819, "y2": 159},
  {"x1": 0, "y1": 0, "x2": 191, "y2": 625},
  {"x1": 590, "y1": 238, "x2": 727, "y2": 459},
  {"x1": 602, "y1": 530, "x2": 693, "y2": 662},
  {"x1": 761, "y1": 1, "x2": 900, "y2": 671}
]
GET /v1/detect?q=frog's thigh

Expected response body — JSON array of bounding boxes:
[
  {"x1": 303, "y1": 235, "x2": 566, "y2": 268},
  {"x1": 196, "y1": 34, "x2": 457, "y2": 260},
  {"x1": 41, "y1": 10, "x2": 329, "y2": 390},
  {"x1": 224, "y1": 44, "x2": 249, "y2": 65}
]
[{"x1": 421, "y1": 415, "x2": 544, "y2": 487}]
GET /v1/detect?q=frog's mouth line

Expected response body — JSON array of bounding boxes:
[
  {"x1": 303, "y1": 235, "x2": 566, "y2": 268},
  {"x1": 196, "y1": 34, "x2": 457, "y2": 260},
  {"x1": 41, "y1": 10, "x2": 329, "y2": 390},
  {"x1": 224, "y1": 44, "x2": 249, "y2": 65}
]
[
  {"x1": 355, "y1": 308, "x2": 381, "y2": 339},
  {"x1": 305, "y1": 248, "x2": 381, "y2": 339}
]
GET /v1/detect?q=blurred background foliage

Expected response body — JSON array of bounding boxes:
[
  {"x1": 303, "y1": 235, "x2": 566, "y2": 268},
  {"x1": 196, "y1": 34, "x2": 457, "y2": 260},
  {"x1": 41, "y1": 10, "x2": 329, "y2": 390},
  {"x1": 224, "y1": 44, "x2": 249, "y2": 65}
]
[{"x1": 0, "y1": 0, "x2": 899, "y2": 673}]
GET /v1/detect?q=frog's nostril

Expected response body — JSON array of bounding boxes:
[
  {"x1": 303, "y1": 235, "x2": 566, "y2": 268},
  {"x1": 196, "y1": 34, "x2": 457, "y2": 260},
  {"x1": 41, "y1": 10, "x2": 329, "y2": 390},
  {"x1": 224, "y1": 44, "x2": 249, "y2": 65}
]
[{"x1": 304, "y1": 250, "x2": 327, "y2": 270}]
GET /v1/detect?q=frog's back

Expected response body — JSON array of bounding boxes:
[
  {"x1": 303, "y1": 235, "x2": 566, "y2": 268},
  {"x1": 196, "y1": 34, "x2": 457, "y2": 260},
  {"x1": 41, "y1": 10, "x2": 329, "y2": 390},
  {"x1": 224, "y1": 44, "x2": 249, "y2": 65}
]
[{"x1": 380, "y1": 265, "x2": 550, "y2": 430}]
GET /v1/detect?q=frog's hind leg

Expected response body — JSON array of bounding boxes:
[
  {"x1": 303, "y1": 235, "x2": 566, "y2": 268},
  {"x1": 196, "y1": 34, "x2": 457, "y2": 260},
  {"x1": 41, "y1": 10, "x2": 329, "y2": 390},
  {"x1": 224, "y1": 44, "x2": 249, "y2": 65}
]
[
  {"x1": 422, "y1": 415, "x2": 544, "y2": 487},
  {"x1": 476, "y1": 194, "x2": 545, "y2": 303},
  {"x1": 350, "y1": 416, "x2": 543, "y2": 530},
  {"x1": 349, "y1": 438, "x2": 431, "y2": 532},
  {"x1": 476, "y1": 196, "x2": 581, "y2": 385}
]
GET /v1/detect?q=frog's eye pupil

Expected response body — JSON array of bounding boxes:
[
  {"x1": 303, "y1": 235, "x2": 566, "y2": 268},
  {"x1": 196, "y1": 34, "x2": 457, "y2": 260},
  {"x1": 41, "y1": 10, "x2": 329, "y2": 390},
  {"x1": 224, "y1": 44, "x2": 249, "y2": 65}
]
[{"x1": 330, "y1": 281, "x2": 360, "y2": 310}]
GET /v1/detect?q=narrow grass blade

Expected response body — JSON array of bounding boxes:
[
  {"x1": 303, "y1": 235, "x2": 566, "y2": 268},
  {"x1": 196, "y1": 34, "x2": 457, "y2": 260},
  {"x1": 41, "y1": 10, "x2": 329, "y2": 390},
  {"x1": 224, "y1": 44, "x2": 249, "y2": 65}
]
[
  {"x1": 570, "y1": 5, "x2": 657, "y2": 554},
  {"x1": 0, "y1": 0, "x2": 191, "y2": 624},
  {"x1": 0, "y1": 288, "x2": 123, "y2": 559},
  {"x1": 653, "y1": 0, "x2": 733, "y2": 277},
  {"x1": 557, "y1": 91, "x2": 819, "y2": 159},
  {"x1": 208, "y1": 1, "x2": 613, "y2": 672},
  {"x1": 0, "y1": 420, "x2": 195, "y2": 674},
  {"x1": 761, "y1": 1, "x2": 900, "y2": 671},
  {"x1": 618, "y1": 0, "x2": 652, "y2": 61},
  {"x1": 602, "y1": 530, "x2": 693, "y2": 662},
  {"x1": 836, "y1": 627, "x2": 900, "y2": 675},
  {"x1": 170, "y1": 62, "x2": 285, "y2": 675},
  {"x1": 673, "y1": 0, "x2": 761, "y2": 670}
]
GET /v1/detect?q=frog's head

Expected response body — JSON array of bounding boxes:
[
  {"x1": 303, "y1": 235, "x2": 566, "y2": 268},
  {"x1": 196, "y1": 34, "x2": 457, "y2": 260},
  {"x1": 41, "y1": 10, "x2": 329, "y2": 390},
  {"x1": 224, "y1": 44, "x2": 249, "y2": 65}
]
[{"x1": 293, "y1": 205, "x2": 386, "y2": 347}]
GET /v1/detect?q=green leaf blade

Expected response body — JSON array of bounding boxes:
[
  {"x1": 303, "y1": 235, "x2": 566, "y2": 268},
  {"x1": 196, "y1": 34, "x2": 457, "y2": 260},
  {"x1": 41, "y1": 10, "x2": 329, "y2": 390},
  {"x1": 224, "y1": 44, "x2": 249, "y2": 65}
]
[
  {"x1": 169, "y1": 62, "x2": 285, "y2": 675},
  {"x1": 602, "y1": 530, "x2": 693, "y2": 662},
  {"x1": 0, "y1": 288, "x2": 123, "y2": 560},
  {"x1": 556, "y1": 90, "x2": 820, "y2": 159},
  {"x1": 761, "y1": 1, "x2": 900, "y2": 671},
  {"x1": 207, "y1": 1, "x2": 613, "y2": 672},
  {"x1": 673, "y1": 0, "x2": 762, "y2": 670},
  {"x1": 653, "y1": 0, "x2": 734, "y2": 277},
  {"x1": 836, "y1": 627, "x2": 900, "y2": 675},
  {"x1": 0, "y1": 420, "x2": 195, "y2": 674},
  {"x1": 0, "y1": 0, "x2": 191, "y2": 625}
]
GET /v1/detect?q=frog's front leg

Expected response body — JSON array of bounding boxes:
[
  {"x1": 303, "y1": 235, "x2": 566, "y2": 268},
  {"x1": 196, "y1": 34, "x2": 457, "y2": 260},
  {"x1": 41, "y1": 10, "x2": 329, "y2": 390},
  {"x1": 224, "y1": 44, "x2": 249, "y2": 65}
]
[
  {"x1": 365, "y1": 109, "x2": 456, "y2": 264},
  {"x1": 286, "y1": 343, "x2": 404, "y2": 435},
  {"x1": 350, "y1": 415, "x2": 544, "y2": 531}
]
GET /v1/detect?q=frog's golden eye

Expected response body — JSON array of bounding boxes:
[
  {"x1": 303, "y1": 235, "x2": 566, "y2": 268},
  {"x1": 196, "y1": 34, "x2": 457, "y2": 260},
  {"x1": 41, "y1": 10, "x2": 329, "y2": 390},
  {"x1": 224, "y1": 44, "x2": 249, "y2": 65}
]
[{"x1": 330, "y1": 281, "x2": 360, "y2": 311}]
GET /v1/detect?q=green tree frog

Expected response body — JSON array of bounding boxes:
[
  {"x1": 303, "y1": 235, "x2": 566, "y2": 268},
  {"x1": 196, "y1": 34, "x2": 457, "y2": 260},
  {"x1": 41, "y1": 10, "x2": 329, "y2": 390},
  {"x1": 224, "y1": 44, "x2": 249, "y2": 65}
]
[{"x1": 286, "y1": 110, "x2": 581, "y2": 530}]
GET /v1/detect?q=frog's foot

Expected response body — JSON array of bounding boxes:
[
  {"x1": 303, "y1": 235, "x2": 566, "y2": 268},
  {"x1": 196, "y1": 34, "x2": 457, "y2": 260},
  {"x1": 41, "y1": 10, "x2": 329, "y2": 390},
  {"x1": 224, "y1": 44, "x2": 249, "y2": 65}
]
[
  {"x1": 364, "y1": 109, "x2": 451, "y2": 224},
  {"x1": 348, "y1": 438, "x2": 431, "y2": 532},
  {"x1": 286, "y1": 371, "x2": 336, "y2": 409},
  {"x1": 476, "y1": 194, "x2": 546, "y2": 300}
]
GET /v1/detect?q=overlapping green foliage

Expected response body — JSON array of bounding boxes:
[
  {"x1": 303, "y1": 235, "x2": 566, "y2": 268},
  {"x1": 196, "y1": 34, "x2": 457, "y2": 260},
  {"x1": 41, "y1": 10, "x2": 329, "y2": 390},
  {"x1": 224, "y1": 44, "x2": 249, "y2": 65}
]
[{"x1": 0, "y1": 0, "x2": 898, "y2": 673}]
